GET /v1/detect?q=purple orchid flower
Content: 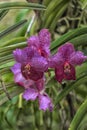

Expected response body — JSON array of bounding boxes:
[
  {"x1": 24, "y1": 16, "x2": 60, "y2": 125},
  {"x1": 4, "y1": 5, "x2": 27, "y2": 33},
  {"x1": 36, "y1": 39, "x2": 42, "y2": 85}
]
[
  {"x1": 23, "y1": 78, "x2": 53, "y2": 111},
  {"x1": 49, "y1": 43, "x2": 87, "y2": 83},
  {"x1": 11, "y1": 63, "x2": 53, "y2": 111},
  {"x1": 27, "y1": 29, "x2": 51, "y2": 58},
  {"x1": 11, "y1": 47, "x2": 48, "y2": 81}
]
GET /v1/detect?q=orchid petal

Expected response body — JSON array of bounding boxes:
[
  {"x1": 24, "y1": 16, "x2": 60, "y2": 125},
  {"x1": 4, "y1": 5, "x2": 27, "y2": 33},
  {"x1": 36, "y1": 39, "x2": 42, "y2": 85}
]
[
  {"x1": 70, "y1": 51, "x2": 87, "y2": 65},
  {"x1": 55, "y1": 66, "x2": 64, "y2": 83},
  {"x1": 27, "y1": 35, "x2": 40, "y2": 48},
  {"x1": 31, "y1": 56, "x2": 48, "y2": 72},
  {"x1": 64, "y1": 64, "x2": 76, "y2": 80},
  {"x1": 49, "y1": 53, "x2": 64, "y2": 68},
  {"x1": 58, "y1": 43, "x2": 75, "y2": 60},
  {"x1": 39, "y1": 29, "x2": 51, "y2": 47},
  {"x1": 11, "y1": 63, "x2": 21, "y2": 74},
  {"x1": 38, "y1": 94, "x2": 53, "y2": 111},
  {"x1": 23, "y1": 88, "x2": 38, "y2": 101}
]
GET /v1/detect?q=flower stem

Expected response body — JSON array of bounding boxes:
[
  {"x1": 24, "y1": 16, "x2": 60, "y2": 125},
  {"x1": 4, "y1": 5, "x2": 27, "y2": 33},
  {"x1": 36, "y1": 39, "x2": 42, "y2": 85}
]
[
  {"x1": 62, "y1": 83, "x2": 75, "y2": 119},
  {"x1": 0, "y1": 75, "x2": 11, "y2": 100},
  {"x1": 18, "y1": 93, "x2": 23, "y2": 108}
]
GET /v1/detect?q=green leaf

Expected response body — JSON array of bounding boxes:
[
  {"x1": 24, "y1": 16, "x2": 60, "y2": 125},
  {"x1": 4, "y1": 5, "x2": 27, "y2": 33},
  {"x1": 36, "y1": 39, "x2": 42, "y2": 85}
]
[
  {"x1": 43, "y1": 0, "x2": 68, "y2": 28},
  {"x1": 51, "y1": 27, "x2": 87, "y2": 51},
  {"x1": 0, "y1": 19, "x2": 27, "y2": 39},
  {"x1": 69, "y1": 98, "x2": 87, "y2": 130},
  {"x1": 0, "y1": 2, "x2": 46, "y2": 10},
  {"x1": 0, "y1": 83, "x2": 24, "y2": 106},
  {"x1": 43, "y1": 0, "x2": 63, "y2": 22},
  {"x1": 0, "y1": 9, "x2": 9, "y2": 21},
  {"x1": 0, "y1": 42, "x2": 27, "y2": 58},
  {"x1": 69, "y1": 34, "x2": 87, "y2": 47},
  {"x1": 50, "y1": 1, "x2": 69, "y2": 30},
  {"x1": 0, "y1": 37, "x2": 26, "y2": 47}
]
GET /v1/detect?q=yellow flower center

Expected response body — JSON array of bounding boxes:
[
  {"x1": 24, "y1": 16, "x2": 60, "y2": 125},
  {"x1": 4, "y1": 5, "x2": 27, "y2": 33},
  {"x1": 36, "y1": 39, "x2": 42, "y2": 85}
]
[{"x1": 64, "y1": 62, "x2": 71, "y2": 74}]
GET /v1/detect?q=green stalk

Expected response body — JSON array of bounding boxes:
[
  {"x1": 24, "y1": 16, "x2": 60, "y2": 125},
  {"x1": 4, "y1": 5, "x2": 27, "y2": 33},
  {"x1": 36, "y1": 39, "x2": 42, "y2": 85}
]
[
  {"x1": 69, "y1": 98, "x2": 87, "y2": 130},
  {"x1": 50, "y1": 2, "x2": 68, "y2": 31},
  {"x1": 0, "y1": 2, "x2": 46, "y2": 10},
  {"x1": 0, "y1": 37, "x2": 26, "y2": 47},
  {"x1": 43, "y1": 0, "x2": 67, "y2": 28},
  {"x1": 69, "y1": 34, "x2": 87, "y2": 47},
  {"x1": 0, "y1": 20, "x2": 27, "y2": 39},
  {"x1": 43, "y1": 0, "x2": 62, "y2": 22},
  {"x1": 51, "y1": 27, "x2": 87, "y2": 50},
  {"x1": 0, "y1": 9, "x2": 9, "y2": 21}
]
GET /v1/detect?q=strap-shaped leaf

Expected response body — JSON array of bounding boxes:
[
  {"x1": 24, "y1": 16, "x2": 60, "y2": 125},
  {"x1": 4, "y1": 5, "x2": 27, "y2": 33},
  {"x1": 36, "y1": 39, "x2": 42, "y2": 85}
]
[
  {"x1": 69, "y1": 34, "x2": 87, "y2": 47},
  {"x1": 0, "y1": 19, "x2": 27, "y2": 39},
  {"x1": 43, "y1": 0, "x2": 68, "y2": 28},
  {"x1": 0, "y1": 2, "x2": 46, "y2": 10},
  {"x1": 51, "y1": 27, "x2": 87, "y2": 50},
  {"x1": 0, "y1": 9, "x2": 9, "y2": 21},
  {"x1": 50, "y1": 1, "x2": 69, "y2": 30},
  {"x1": 69, "y1": 98, "x2": 87, "y2": 130},
  {"x1": 0, "y1": 37, "x2": 26, "y2": 47},
  {"x1": 0, "y1": 83, "x2": 24, "y2": 106}
]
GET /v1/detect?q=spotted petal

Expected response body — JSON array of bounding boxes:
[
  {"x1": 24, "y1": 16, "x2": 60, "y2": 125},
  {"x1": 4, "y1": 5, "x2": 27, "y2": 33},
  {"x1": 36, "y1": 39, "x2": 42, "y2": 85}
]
[
  {"x1": 63, "y1": 64, "x2": 76, "y2": 81},
  {"x1": 38, "y1": 94, "x2": 53, "y2": 111},
  {"x1": 39, "y1": 29, "x2": 51, "y2": 47},
  {"x1": 13, "y1": 47, "x2": 39, "y2": 64},
  {"x1": 35, "y1": 77, "x2": 45, "y2": 91},
  {"x1": 58, "y1": 43, "x2": 75, "y2": 60},
  {"x1": 23, "y1": 88, "x2": 38, "y2": 101},
  {"x1": 11, "y1": 63, "x2": 21, "y2": 75},
  {"x1": 11, "y1": 63, "x2": 24, "y2": 85},
  {"x1": 49, "y1": 53, "x2": 64, "y2": 68},
  {"x1": 31, "y1": 56, "x2": 48, "y2": 72},
  {"x1": 70, "y1": 51, "x2": 87, "y2": 65},
  {"x1": 27, "y1": 35, "x2": 40, "y2": 48},
  {"x1": 55, "y1": 65, "x2": 64, "y2": 83}
]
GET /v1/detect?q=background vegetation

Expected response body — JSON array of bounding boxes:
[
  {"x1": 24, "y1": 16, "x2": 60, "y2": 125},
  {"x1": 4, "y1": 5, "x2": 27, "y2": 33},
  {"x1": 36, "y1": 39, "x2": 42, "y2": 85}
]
[{"x1": 0, "y1": 0, "x2": 87, "y2": 130}]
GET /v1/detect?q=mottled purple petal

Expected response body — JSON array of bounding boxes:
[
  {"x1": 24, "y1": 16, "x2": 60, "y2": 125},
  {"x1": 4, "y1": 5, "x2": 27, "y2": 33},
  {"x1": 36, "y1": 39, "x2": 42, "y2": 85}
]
[
  {"x1": 39, "y1": 29, "x2": 51, "y2": 47},
  {"x1": 13, "y1": 49, "x2": 24, "y2": 63},
  {"x1": 70, "y1": 51, "x2": 87, "y2": 65},
  {"x1": 38, "y1": 94, "x2": 53, "y2": 111},
  {"x1": 58, "y1": 43, "x2": 75, "y2": 60},
  {"x1": 27, "y1": 35, "x2": 40, "y2": 48},
  {"x1": 23, "y1": 79, "x2": 35, "y2": 89},
  {"x1": 55, "y1": 66, "x2": 64, "y2": 83},
  {"x1": 11, "y1": 63, "x2": 21, "y2": 75},
  {"x1": 23, "y1": 88, "x2": 38, "y2": 101},
  {"x1": 49, "y1": 53, "x2": 64, "y2": 68},
  {"x1": 13, "y1": 47, "x2": 39, "y2": 64},
  {"x1": 35, "y1": 77, "x2": 45, "y2": 91},
  {"x1": 64, "y1": 64, "x2": 76, "y2": 80},
  {"x1": 31, "y1": 56, "x2": 48, "y2": 72},
  {"x1": 22, "y1": 47, "x2": 39, "y2": 61},
  {"x1": 11, "y1": 63, "x2": 25, "y2": 86},
  {"x1": 40, "y1": 46, "x2": 50, "y2": 58},
  {"x1": 14, "y1": 72, "x2": 25, "y2": 86}
]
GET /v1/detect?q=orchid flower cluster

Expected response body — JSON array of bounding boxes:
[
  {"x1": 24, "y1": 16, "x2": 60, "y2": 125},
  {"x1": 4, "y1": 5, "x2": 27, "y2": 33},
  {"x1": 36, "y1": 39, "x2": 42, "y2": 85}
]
[{"x1": 11, "y1": 29, "x2": 87, "y2": 111}]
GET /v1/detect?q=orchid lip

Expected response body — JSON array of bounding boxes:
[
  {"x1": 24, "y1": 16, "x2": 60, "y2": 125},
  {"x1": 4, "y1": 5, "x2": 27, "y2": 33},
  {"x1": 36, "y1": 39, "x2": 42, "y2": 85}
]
[
  {"x1": 21, "y1": 64, "x2": 31, "y2": 79},
  {"x1": 64, "y1": 62, "x2": 71, "y2": 74}
]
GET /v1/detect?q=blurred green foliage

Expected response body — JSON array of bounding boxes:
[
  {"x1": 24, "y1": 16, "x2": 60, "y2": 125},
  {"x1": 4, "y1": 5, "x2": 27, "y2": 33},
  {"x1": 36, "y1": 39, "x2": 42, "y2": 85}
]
[{"x1": 0, "y1": 0, "x2": 87, "y2": 130}]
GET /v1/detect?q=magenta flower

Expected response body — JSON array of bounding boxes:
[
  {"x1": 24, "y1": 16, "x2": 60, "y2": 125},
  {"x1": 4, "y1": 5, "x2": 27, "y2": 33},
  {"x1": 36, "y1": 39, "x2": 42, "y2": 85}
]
[
  {"x1": 23, "y1": 78, "x2": 53, "y2": 111},
  {"x1": 27, "y1": 29, "x2": 51, "y2": 58},
  {"x1": 49, "y1": 43, "x2": 87, "y2": 83},
  {"x1": 11, "y1": 63, "x2": 53, "y2": 111},
  {"x1": 11, "y1": 47, "x2": 48, "y2": 81}
]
